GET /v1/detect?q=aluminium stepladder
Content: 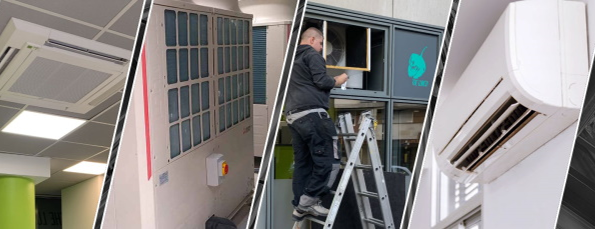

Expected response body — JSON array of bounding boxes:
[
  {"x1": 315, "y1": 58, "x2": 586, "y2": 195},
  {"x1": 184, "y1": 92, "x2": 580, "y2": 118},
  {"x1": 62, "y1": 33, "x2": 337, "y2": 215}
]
[{"x1": 293, "y1": 111, "x2": 395, "y2": 229}]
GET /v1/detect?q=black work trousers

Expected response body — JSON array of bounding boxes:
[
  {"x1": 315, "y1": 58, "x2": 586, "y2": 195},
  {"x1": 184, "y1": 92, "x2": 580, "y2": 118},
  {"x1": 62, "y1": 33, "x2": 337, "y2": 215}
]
[{"x1": 289, "y1": 111, "x2": 339, "y2": 206}]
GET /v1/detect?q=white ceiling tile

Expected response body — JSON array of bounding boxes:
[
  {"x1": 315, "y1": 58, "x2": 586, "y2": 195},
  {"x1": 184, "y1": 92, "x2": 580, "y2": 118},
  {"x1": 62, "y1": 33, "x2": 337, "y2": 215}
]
[{"x1": 40, "y1": 142, "x2": 107, "y2": 161}]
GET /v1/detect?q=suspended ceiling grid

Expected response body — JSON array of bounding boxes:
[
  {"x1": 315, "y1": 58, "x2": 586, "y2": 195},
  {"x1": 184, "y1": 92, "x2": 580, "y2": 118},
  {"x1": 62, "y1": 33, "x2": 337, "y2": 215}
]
[{"x1": 0, "y1": 0, "x2": 143, "y2": 195}]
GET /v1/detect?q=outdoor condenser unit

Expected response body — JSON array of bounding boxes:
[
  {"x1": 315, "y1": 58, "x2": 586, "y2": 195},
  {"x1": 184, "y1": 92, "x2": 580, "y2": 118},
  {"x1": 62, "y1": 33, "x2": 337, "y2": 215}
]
[
  {"x1": 433, "y1": 1, "x2": 588, "y2": 184},
  {"x1": 0, "y1": 18, "x2": 130, "y2": 114}
]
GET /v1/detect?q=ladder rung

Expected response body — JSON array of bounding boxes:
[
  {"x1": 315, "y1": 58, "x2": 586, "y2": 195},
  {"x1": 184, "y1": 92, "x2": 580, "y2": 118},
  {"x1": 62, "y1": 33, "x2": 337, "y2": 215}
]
[
  {"x1": 357, "y1": 191, "x2": 378, "y2": 198},
  {"x1": 303, "y1": 216, "x2": 325, "y2": 225},
  {"x1": 363, "y1": 218, "x2": 385, "y2": 227},
  {"x1": 337, "y1": 133, "x2": 358, "y2": 137},
  {"x1": 354, "y1": 164, "x2": 373, "y2": 170}
]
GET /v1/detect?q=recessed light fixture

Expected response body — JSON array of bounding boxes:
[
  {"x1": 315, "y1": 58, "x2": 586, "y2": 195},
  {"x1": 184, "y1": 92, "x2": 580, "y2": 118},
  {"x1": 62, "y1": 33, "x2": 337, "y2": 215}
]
[
  {"x1": 63, "y1": 161, "x2": 107, "y2": 175},
  {"x1": 2, "y1": 111, "x2": 85, "y2": 140}
]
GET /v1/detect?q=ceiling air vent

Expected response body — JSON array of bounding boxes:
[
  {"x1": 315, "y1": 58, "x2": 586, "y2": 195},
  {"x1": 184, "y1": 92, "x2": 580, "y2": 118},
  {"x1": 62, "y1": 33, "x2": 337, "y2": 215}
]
[{"x1": 0, "y1": 18, "x2": 130, "y2": 114}]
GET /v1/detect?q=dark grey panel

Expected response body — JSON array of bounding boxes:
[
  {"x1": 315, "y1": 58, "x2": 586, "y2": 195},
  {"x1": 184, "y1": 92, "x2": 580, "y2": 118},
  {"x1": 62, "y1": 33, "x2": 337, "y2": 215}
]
[
  {"x1": 39, "y1": 142, "x2": 106, "y2": 160},
  {"x1": 16, "y1": 0, "x2": 129, "y2": 27},
  {"x1": 0, "y1": 101, "x2": 25, "y2": 109},
  {"x1": 96, "y1": 32, "x2": 135, "y2": 50},
  {"x1": 108, "y1": 0, "x2": 143, "y2": 36},
  {"x1": 62, "y1": 122, "x2": 115, "y2": 147},
  {"x1": 0, "y1": 106, "x2": 19, "y2": 127},
  {"x1": 0, "y1": 2, "x2": 100, "y2": 39},
  {"x1": 93, "y1": 103, "x2": 119, "y2": 124},
  {"x1": 49, "y1": 158, "x2": 80, "y2": 174},
  {"x1": 35, "y1": 178, "x2": 75, "y2": 196},
  {"x1": 0, "y1": 132, "x2": 55, "y2": 155}
]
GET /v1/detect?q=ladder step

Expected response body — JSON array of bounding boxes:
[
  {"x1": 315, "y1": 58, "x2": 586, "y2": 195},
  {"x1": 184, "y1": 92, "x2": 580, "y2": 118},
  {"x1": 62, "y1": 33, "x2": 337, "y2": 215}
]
[
  {"x1": 355, "y1": 164, "x2": 373, "y2": 170},
  {"x1": 337, "y1": 133, "x2": 358, "y2": 137},
  {"x1": 303, "y1": 216, "x2": 325, "y2": 225},
  {"x1": 363, "y1": 218, "x2": 385, "y2": 227},
  {"x1": 357, "y1": 191, "x2": 379, "y2": 198}
]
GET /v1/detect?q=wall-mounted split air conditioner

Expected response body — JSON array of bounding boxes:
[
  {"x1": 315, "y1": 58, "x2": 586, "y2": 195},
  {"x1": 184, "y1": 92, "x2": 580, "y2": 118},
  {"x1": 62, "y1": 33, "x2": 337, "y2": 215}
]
[
  {"x1": 0, "y1": 18, "x2": 130, "y2": 114},
  {"x1": 433, "y1": 1, "x2": 588, "y2": 184}
]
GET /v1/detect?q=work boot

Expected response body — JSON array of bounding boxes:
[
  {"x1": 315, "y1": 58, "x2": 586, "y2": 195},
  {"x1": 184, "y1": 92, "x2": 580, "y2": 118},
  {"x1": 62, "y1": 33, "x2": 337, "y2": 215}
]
[
  {"x1": 292, "y1": 209, "x2": 307, "y2": 221},
  {"x1": 296, "y1": 200, "x2": 329, "y2": 217}
]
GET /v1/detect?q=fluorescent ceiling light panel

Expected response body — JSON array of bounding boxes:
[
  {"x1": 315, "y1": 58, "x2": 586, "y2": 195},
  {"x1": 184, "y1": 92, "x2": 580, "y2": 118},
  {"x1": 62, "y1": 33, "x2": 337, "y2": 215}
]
[
  {"x1": 2, "y1": 111, "x2": 85, "y2": 140},
  {"x1": 63, "y1": 161, "x2": 107, "y2": 175}
]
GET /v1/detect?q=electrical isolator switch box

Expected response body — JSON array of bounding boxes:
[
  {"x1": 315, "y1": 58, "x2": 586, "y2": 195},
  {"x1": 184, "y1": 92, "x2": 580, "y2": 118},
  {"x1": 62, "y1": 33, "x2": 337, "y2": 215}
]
[{"x1": 206, "y1": 154, "x2": 228, "y2": 186}]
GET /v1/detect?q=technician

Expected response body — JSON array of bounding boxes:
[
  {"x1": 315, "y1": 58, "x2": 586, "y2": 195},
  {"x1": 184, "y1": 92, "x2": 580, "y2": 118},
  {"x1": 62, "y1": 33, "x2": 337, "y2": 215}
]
[{"x1": 284, "y1": 27, "x2": 348, "y2": 220}]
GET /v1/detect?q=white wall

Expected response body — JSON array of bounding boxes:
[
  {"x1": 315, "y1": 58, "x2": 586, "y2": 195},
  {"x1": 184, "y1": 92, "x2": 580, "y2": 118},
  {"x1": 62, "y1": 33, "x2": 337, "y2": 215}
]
[
  {"x1": 61, "y1": 175, "x2": 103, "y2": 229},
  {"x1": 310, "y1": 0, "x2": 450, "y2": 27},
  {"x1": 482, "y1": 123, "x2": 577, "y2": 229}
]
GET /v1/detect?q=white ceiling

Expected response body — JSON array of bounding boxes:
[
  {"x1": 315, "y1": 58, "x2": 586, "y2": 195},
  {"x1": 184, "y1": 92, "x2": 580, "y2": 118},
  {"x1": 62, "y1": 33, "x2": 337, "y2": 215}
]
[{"x1": 0, "y1": 0, "x2": 142, "y2": 196}]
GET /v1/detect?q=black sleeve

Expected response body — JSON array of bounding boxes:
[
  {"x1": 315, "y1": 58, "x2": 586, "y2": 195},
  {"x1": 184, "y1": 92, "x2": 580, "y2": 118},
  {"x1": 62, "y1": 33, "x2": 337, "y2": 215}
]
[{"x1": 307, "y1": 52, "x2": 336, "y2": 90}]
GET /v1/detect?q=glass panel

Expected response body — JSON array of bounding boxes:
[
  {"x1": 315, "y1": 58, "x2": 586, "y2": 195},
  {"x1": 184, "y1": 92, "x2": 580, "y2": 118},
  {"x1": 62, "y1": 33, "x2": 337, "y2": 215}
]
[
  {"x1": 238, "y1": 47, "x2": 243, "y2": 70},
  {"x1": 191, "y1": 83, "x2": 200, "y2": 114},
  {"x1": 226, "y1": 103, "x2": 232, "y2": 128},
  {"x1": 181, "y1": 119, "x2": 191, "y2": 152},
  {"x1": 224, "y1": 18, "x2": 230, "y2": 45},
  {"x1": 245, "y1": 72, "x2": 250, "y2": 94},
  {"x1": 231, "y1": 47, "x2": 237, "y2": 72},
  {"x1": 200, "y1": 14, "x2": 208, "y2": 45},
  {"x1": 169, "y1": 124, "x2": 180, "y2": 158},
  {"x1": 244, "y1": 20, "x2": 250, "y2": 44},
  {"x1": 238, "y1": 73, "x2": 244, "y2": 96},
  {"x1": 233, "y1": 100, "x2": 238, "y2": 125},
  {"x1": 238, "y1": 21, "x2": 243, "y2": 44},
  {"x1": 164, "y1": 10, "x2": 176, "y2": 46},
  {"x1": 189, "y1": 13, "x2": 198, "y2": 46},
  {"x1": 239, "y1": 97, "x2": 245, "y2": 121},
  {"x1": 225, "y1": 76, "x2": 231, "y2": 102},
  {"x1": 217, "y1": 17, "x2": 223, "y2": 45},
  {"x1": 232, "y1": 74, "x2": 238, "y2": 99},
  {"x1": 330, "y1": 99, "x2": 387, "y2": 165},
  {"x1": 217, "y1": 47, "x2": 224, "y2": 74},
  {"x1": 180, "y1": 86, "x2": 190, "y2": 118},
  {"x1": 245, "y1": 95, "x2": 251, "y2": 118},
  {"x1": 200, "y1": 48, "x2": 209, "y2": 78},
  {"x1": 179, "y1": 48, "x2": 188, "y2": 82},
  {"x1": 225, "y1": 47, "x2": 230, "y2": 73},
  {"x1": 190, "y1": 48, "x2": 199, "y2": 80},
  {"x1": 166, "y1": 49, "x2": 177, "y2": 84},
  {"x1": 391, "y1": 103, "x2": 427, "y2": 172},
  {"x1": 218, "y1": 78, "x2": 225, "y2": 105},
  {"x1": 168, "y1": 88, "x2": 179, "y2": 123},
  {"x1": 202, "y1": 112, "x2": 211, "y2": 141},
  {"x1": 201, "y1": 81, "x2": 210, "y2": 110},
  {"x1": 219, "y1": 106, "x2": 225, "y2": 132},
  {"x1": 177, "y1": 12, "x2": 188, "y2": 46},
  {"x1": 231, "y1": 19, "x2": 237, "y2": 45},
  {"x1": 244, "y1": 46, "x2": 250, "y2": 69},
  {"x1": 192, "y1": 115, "x2": 202, "y2": 146}
]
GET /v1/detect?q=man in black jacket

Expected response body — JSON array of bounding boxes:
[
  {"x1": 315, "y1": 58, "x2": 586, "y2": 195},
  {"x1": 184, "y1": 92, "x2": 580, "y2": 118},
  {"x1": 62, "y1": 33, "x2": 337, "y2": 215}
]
[{"x1": 285, "y1": 27, "x2": 348, "y2": 220}]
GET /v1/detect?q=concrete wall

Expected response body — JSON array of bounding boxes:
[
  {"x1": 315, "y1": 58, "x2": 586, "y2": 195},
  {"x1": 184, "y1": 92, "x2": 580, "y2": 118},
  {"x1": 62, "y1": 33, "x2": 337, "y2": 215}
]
[
  {"x1": 61, "y1": 175, "x2": 103, "y2": 229},
  {"x1": 310, "y1": 0, "x2": 450, "y2": 27}
]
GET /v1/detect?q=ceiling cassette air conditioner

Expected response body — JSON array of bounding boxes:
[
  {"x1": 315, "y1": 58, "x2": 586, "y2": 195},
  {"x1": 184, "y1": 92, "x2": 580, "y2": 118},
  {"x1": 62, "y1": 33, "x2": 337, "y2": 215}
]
[
  {"x1": 0, "y1": 18, "x2": 130, "y2": 114},
  {"x1": 433, "y1": 1, "x2": 588, "y2": 184}
]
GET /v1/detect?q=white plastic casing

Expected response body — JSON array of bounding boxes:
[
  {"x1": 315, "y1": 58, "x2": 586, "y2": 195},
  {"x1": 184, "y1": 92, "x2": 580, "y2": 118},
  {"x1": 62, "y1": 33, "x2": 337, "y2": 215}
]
[{"x1": 206, "y1": 153, "x2": 226, "y2": 186}]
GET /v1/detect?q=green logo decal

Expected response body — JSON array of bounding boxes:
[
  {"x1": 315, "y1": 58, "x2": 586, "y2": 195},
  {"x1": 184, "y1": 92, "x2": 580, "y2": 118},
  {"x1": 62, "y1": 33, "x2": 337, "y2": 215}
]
[{"x1": 408, "y1": 46, "x2": 427, "y2": 79}]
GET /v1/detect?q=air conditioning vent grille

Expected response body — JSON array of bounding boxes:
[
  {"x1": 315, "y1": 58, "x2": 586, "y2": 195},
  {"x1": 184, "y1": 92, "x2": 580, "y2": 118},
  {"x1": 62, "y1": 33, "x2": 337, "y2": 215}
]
[
  {"x1": 450, "y1": 97, "x2": 539, "y2": 172},
  {"x1": 8, "y1": 57, "x2": 111, "y2": 103}
]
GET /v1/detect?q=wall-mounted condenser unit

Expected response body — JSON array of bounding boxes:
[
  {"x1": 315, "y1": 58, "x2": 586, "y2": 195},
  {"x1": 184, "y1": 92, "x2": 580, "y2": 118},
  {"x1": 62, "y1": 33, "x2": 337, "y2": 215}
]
[
  {"x1": 0, "y1": 18, "x2": 130, "y2": 114},
  {"x1": 433, "y1": 1, "x2": 588, "y2": 184}
]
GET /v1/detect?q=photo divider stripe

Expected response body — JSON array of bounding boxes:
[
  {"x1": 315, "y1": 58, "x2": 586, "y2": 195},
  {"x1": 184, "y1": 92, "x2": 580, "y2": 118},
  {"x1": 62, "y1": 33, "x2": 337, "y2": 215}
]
[
  {"x1": 246, "y1": 0, "x2": 308, "y2": 228},
  {"x1": 400, "y1": 1, "x2": 460, "y2": 228},
  {"x1": 92, "y1": 1, "x2": 153, "y2": 228}
]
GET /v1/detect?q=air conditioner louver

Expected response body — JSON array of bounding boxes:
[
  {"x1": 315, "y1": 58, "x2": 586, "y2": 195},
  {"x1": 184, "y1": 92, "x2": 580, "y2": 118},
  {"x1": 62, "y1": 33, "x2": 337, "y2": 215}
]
[{"x1": 432, "y1": 1, "x2": 588, "y2": 184}]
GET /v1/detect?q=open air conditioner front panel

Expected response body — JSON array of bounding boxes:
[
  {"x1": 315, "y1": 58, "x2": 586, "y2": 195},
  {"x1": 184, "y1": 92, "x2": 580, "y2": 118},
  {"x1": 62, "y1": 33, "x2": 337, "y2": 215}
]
[
  {"x1": 0, "y1": 18, "x2": 130, "y2": 114},
  {"x1": 433, "y1": 1, "x2": 588, "y2": 184},
  {"x1": 323, "y1": 20, "x2": 370, "y2": 71}
]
